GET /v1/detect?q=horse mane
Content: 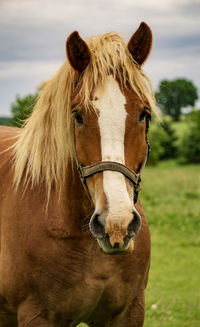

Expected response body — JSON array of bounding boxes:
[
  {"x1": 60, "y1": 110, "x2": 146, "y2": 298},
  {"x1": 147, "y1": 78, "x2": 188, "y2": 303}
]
[{"x1": 13, "y1": 32, "x2": 157, "y2": 198}]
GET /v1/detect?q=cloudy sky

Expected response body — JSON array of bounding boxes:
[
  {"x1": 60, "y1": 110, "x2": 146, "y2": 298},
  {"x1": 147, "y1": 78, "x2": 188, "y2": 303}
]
[{"x1": 0, "y1": 0, "x2": 200, "y2": 116}]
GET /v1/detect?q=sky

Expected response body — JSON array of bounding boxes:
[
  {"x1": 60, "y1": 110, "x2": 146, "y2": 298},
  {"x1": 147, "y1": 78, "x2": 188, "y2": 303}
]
[{"x1": 0, "y1": 0, "x2": 200, "y2": 116}]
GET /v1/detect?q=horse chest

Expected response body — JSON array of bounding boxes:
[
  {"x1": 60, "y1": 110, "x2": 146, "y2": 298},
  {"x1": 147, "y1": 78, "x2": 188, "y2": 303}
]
[{"x1": 42, "y1": 251, "x2": 141, "y2": 322}]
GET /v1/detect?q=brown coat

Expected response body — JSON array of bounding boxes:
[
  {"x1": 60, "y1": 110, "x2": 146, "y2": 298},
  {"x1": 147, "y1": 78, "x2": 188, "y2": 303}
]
[{"x1": 0, "y1": 126, "x2": 150, "y2": 327}]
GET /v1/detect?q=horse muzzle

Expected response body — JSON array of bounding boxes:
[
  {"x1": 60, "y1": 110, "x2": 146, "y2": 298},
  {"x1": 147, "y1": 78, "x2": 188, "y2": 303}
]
[{"x1": 89, "y1": 208, "x2": 141, "y2": 254}]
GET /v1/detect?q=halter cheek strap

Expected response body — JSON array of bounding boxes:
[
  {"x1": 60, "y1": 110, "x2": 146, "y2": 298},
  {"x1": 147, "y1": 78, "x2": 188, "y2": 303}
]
[{"x1": 73, "y1": 124, "x2": 149, "y2": 204}]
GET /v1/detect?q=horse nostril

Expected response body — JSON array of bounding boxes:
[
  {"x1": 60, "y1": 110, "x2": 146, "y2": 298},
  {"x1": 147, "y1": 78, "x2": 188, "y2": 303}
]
[
  {"x1": 128, "y1": 210, "x2": 141, "y2": 237},
  {"x1": 89, "y1": 213, "x2": 105, "y2": 239},
  {"x1": 113, "y1": 242, "x2": 120, "y2": 249}
]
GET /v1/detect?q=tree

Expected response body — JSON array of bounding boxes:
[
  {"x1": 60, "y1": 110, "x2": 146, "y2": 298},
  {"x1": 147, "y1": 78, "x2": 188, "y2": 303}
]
[
  {"x1": 147, "y1": 123, "x2": 167, "y2": 165},
  {"x1": 147, "y1": 119, "x2": 178, "y2": 165},
  {"x1": 156, "y1": 78, "x2": 198, "y2": 121},
  {"x1": 179, "y1": 110, "x2": 200, "y2": 163},
  {"x1": 0, "y1": 117, "x2": 12, "y2": 126},
  {"x1": 160, "y1": 120, "x2": 178, "y2": 159},
  {"x1": 10, "y1": 93, "x2": 37, "y2": 127}
]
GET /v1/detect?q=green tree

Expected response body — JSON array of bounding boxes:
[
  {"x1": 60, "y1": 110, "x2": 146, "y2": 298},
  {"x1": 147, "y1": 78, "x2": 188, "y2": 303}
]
[
  {"x1": 0, "y1": 117, "x2": 12, "y2": 126},
  {"x1": 156, "y1": 78, "x2": 198, "y2": 121},
  {"x1": 179, "y1": 110, "x2": 200, "y2": 163},
  {"x1": 160, "y1": 120, "x2": 178, "y2": 159},
  {"x1": 10, "y1": 93, "x2": 37, "y2": 127},
  {"x1": 147, "y1": 118, "x2": 178, "y2": 165},
  {"x1": 147, "y1": 123, "x2": 167, "y2": 165}
]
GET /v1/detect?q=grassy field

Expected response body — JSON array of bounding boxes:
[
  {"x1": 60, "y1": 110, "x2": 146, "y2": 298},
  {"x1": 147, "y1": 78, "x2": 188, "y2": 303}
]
[
  {"x1": 78, "y1": 161, "x2": 200, "y2": 327},
  {"x1": 142, "y1": 161, "x2": 200, "y2": 327}
]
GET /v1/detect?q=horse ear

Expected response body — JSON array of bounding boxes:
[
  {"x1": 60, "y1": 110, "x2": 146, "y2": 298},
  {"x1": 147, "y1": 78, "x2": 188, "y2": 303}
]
[
  {"x1": 127, "y1": 22, "x2": 152, "y2": 66},
  {"x1": 66, "y1": 31, "x2": 91, "y2": 73}
]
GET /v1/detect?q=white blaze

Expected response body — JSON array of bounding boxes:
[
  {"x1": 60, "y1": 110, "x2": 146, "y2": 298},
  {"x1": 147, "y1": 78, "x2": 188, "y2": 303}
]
[{"x1": 94, "y1": 76, "x2": 133, "y2": 222}]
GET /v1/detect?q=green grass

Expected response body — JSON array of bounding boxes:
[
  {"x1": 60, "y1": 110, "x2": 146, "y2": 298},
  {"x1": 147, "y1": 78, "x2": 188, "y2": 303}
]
[
  {"x1": 144, "y1": 231, "x2": 200, "y2": 327},
  {"x1": 141, "y1": 160, "x2": 200, "y2": 233},
  {"x1": 142, "y1": 161, "x2": 200, "y2": 327},
  {"x1": 79, "y1": 161, "x2": 200, "y2": 327}
]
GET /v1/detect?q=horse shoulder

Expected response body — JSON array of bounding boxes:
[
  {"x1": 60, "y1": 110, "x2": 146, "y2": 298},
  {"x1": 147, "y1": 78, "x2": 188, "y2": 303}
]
[{"x1": 0, "y1": 126, "x2": 19, "y2": 167}]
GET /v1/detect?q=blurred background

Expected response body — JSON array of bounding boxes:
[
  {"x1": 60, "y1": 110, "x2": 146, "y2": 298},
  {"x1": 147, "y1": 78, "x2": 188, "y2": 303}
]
[{"x1": 0, "y1": 1, "x2": 199, "y2": 326}]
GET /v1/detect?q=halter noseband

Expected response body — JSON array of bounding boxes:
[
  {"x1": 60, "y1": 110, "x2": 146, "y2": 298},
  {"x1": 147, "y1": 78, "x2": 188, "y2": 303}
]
[{"x1": 73, "y1": 125, "x2": 149, "y2": 204}]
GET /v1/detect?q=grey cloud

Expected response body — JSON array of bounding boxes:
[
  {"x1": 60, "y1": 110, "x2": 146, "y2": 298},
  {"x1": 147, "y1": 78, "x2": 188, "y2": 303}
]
[
  {"x1": 0, "y1": 24, "x2": 66, "y2": 61},
  {"x1": 154, "y1": 33, "x2": 200, "y2": 53},
  {"x1": 177, "y1": 0, "x2": 200, "y2": 17},
  {"x1": 0, "y1": 0, "x2": 199, "y2": 116}
]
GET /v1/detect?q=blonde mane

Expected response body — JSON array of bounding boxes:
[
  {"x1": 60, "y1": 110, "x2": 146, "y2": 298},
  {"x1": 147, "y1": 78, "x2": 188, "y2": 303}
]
[{"x1": 13, "y1": 32, "x2": 157, "y2": 197}]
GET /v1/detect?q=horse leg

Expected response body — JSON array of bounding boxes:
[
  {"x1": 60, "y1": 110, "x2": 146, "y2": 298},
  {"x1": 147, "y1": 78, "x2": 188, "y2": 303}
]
[
  {"x1": 104, "y1": 289, "x2": 145, "y2": 327},
  {"x1": 17, "y1": 296, "x2": 51, "y2": 327},
  {"x1": 120, "y1": 289, "x2": 146, "y2": 327},
  {"x1": 0, "y1": 294, "x2": 18, "y2": 327},
  {"x1": 86, "y1": 290, "x2": 146, "y2": 327}
]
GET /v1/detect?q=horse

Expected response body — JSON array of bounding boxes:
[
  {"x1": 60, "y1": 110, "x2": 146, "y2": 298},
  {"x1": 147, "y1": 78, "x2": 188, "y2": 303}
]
[{"x1": 0, "y1": 22, "x2": 157, "y2": 327}]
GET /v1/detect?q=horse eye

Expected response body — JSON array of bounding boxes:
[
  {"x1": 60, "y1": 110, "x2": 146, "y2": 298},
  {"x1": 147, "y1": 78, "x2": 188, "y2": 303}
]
[
  {"x1": 139, "y1": 111, "x2": 147, "y2": 122},
  {"x1": 74, "y1": 111, "x2": 83, "y2": 125},
  {"x1": 139, "y1": 109, "x2": 151, "y2": 122}
]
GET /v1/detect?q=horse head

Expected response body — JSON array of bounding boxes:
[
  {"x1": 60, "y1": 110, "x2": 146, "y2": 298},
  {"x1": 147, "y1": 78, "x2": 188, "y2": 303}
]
[{"x1": 66, "y1": 23, "x2": 153, "y2": 254}]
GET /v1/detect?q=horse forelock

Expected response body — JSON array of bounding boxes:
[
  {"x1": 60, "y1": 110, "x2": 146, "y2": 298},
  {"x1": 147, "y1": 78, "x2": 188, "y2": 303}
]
[{"x1": 13, "y1": 32, "x2": 157, "y2": 199}]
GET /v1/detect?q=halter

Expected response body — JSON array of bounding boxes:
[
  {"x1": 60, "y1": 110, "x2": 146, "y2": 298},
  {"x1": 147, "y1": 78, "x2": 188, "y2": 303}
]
[{"x1": 73, "y1": 124, "x2": 150, "y2": 204}]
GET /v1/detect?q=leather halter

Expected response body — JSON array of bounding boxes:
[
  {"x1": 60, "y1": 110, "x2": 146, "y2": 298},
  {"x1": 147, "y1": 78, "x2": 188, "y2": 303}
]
[{"x1": 73, "y1": 124, "x2": 149, "y2": 204}]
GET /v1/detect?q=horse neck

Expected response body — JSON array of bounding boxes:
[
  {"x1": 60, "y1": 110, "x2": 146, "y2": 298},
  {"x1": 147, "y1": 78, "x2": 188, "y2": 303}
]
[
  {"x1": 65, "y1": 159, "x2": 93, "y2": 220},
  {"x1": 46, "y1": 159, "x2": 94, "y2": 238}
]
